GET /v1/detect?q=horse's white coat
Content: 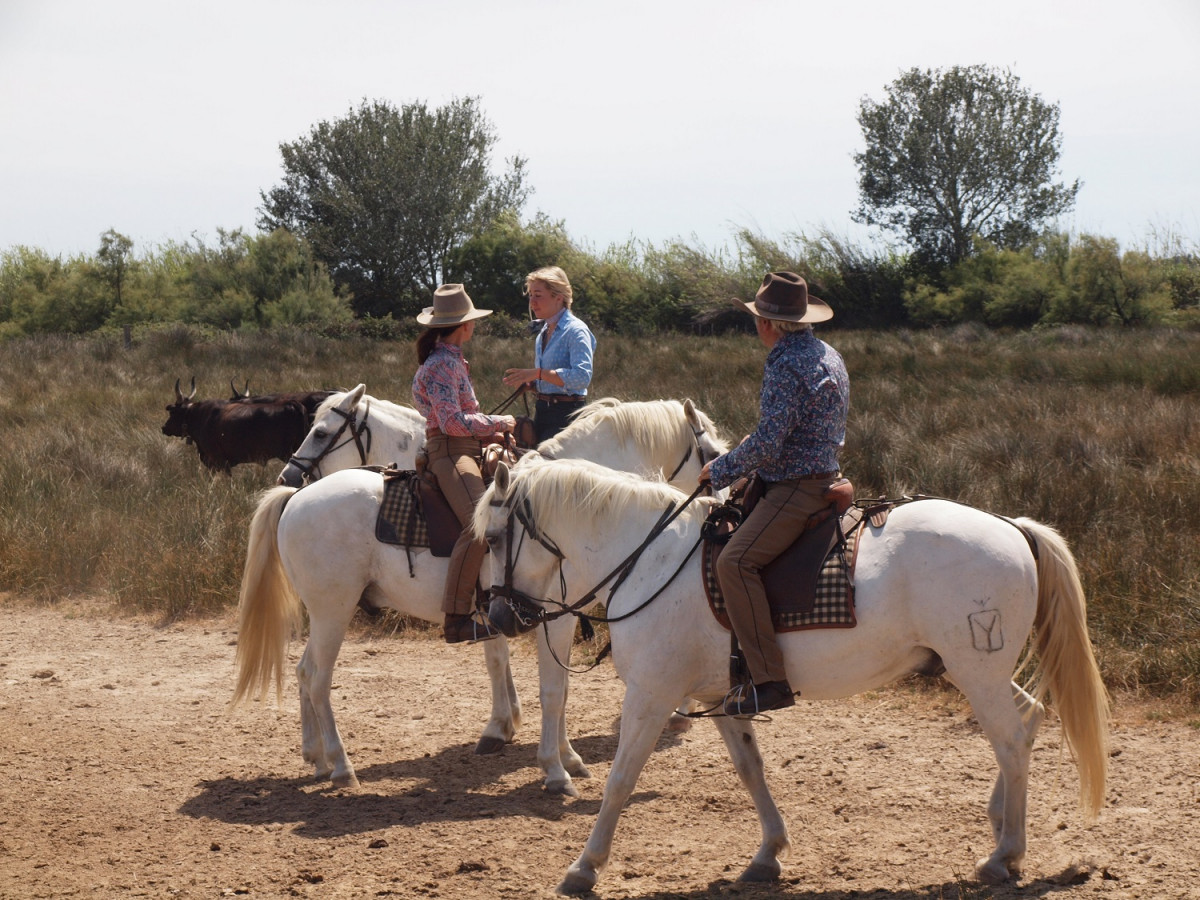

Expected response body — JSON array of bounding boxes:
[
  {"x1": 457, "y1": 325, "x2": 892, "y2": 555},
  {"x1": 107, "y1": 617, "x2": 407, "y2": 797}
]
[
  {"x1": 276, "y1": 384, "x2": 425, "y2": 485},
  {"x1": 477, "y1": 458, "x2": 1110, "y2": 894},
  {"x1": 233, "y1": 392, "x2": 729, "y2": 792}
]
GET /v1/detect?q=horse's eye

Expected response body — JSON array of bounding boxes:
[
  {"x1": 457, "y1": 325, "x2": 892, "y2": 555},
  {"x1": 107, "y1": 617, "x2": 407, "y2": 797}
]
[{"x1": 314, "y1": 430, "x2": 327, "y2": 439}]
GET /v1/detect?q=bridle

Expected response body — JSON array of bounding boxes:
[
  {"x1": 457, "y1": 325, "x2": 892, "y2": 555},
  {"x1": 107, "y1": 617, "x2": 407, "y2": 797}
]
[
  {"x1": 488, "y1": 480, "x2": 709, "y2": 671},
  {"x1": 666, "y1": 416, "x2": 722, "y2": 483},
  {"x1": 285, "y1": 399, "x2": 373, "y2": 482}
]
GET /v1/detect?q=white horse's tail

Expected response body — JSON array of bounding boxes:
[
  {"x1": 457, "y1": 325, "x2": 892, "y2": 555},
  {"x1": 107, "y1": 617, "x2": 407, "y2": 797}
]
[
  {"x1": 1018, "y1": 517, "x2": 1110, "y2": 820},
  {"x1": 230, "y1": 486, "x2": 303, "y2": 708}
]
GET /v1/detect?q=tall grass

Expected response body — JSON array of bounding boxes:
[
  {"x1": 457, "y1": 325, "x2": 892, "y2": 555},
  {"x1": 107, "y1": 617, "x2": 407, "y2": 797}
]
[{"x1": 0, "y1": 324, "x2": 1196, "y2": 703}]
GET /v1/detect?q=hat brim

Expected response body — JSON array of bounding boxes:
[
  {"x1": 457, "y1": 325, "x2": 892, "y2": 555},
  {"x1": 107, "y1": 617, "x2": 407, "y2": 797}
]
[
  {"x1": 730, "y1": 296, "x2": 833, "y2": 324},
  {"x1": 416, "y1": 307, "x2": 494, "y2": 327}
]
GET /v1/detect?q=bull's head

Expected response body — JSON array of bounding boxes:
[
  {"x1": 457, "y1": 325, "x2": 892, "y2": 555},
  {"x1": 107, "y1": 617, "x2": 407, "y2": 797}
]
[{"x1": 163, "y1": 377, "x2": 197, "y2": 437}]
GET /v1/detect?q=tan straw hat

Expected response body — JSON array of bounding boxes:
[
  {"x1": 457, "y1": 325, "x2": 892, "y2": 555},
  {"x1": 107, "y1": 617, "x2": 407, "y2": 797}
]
[
  {"x1": 416, "y1": 284, "x2": 493, "y2": 326},
  {"x1": 732, "y1": 271, "x2": 833, "y2": 323}
]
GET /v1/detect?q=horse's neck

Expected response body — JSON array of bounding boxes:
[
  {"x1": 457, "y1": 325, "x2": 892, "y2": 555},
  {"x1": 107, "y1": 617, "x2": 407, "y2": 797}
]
[
  {"x1": 362, "y1": 398, "x2": 426, "y2": 466},
  {"x1": 554, "y1": 431, "x2": 677, "y2": 482},
  {"x1": 558, "y1": 509, "x2": 700, "y2": 599}
]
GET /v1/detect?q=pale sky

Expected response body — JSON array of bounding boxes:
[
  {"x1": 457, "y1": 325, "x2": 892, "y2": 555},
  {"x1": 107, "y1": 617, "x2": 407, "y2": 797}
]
[{"x1": 2, "y1": 0, "x2": 1198, "y2": 260}]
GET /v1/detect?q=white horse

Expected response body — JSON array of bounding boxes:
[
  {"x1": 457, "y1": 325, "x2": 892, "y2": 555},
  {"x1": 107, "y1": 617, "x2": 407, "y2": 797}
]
[
  {"x1": 276, "y1": 384, "x2": 426, "y2": 486},
  {"x1": 476, "y1": 457, "x2": 1110, "y2": 893},
  {"x1": 232, "y1": 393, "x2": 729, "y2": 792}
]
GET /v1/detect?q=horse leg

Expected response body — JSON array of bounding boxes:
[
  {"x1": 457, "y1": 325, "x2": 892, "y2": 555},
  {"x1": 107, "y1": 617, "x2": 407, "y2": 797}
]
[
  {"x1": 955, "y1": 676, "x2": 1039, "y2": 883},
  {"x1": 558, "y1": 685, "x2": 677, "y2": 895},
  {"x1": 985, "y1": 682, "x2": 1045, "y2": 845},
  {"x1": 296, "y1": 642, "x2": 327, "y2": 778},
  {"x1": 536, "y1": 616, "x2": 590, "y2": 796},
  {"x1": 475, "y1": 637, "x2": 521, "y2": 755},
  {"x1": 711, "y1": 715, "x2": 790, "y2": 882},
  {"x1": 296, "y1": 612, "x2": 358, "y2": 789}
]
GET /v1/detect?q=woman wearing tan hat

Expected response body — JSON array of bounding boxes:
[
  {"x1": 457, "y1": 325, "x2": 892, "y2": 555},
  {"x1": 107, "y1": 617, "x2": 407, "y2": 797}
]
[
  {"x1": 698, "y1": 272, "x2": 850, "y2": 716},
  {"x1": 412, "y1": 284, "x2": 517, "y2": 643}
]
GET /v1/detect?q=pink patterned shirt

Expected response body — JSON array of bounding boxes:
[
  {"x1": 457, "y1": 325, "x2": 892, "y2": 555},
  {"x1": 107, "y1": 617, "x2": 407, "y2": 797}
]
[{"x1": 412, "y1": 343, "x2": 507, "y2": 438}]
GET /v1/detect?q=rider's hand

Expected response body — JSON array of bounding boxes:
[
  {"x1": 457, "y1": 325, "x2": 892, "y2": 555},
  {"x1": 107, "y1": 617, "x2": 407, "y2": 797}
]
[
  {"x1": 503, "y1": 368, "x2": 536, "y2": 389},
  {"x1": 698, "y1": 460, "x2": 713, "y2": 485}
]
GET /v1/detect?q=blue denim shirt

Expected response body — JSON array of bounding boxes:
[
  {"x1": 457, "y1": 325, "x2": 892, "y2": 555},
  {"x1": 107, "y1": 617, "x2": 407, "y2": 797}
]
[
  {"x1": 709, "y1": 329, "x2": 849, "y2": 488},
  {"x1": 534, "y1": 308, "x2": 596, "y2": 395}
]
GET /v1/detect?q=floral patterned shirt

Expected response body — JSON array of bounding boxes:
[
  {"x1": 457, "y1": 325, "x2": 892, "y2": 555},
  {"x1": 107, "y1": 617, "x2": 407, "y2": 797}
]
[
  {"x1": 534, "y1": 308, "x2": 596, "y2": 395},
  {"x1": 709, "y1": 329, "x2": 849, "y2": 489},
  {"x1": 412, "y1": 343, "x2": 508, "y2": 438}
]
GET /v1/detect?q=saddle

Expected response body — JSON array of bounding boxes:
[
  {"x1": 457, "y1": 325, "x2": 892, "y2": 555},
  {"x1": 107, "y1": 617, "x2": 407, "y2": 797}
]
[
  {"x1": 375, "y1": 438, "x2": 527, "y2": 564},
  {"x1": 702, "y1": 476, "x2": 865, "y2": 632}
]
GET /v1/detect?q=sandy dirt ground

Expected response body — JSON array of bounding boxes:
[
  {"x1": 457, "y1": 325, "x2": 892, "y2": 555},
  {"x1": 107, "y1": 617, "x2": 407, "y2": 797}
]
[{"x1": 1, "y1": 599, "x2": 1198, "y2": 900}]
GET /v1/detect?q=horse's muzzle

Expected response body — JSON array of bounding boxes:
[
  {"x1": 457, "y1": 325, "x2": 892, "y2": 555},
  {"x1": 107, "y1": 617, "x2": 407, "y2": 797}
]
[{"x1": 486, "y1": 591, "x2": 544, "y2": 637}]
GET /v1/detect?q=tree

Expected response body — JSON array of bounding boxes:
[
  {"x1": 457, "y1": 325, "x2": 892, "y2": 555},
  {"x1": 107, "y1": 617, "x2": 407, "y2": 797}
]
[
  {"x1": 447, "y1": 212, "x2": 575, "y2": 318},
  {"x1": 853, "y1": 65, "x2": 1080, "y2": 266},
  {"x1": 258, "y1": 97, "x2": 529, "y2": 318},
  {"x1": 97, "y1": 229, "x2": 134, "y2": 314}
]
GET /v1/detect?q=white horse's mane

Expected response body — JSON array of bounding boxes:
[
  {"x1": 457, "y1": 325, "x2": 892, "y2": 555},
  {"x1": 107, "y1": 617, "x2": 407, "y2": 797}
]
[
  {"x1": 315, "y1": 389, "x2": 425, "y2": 426},
  {"x1": 538, "y1": 397, "x2": 727, "y2": 460},
  {"x1": 480, "y1": 455, "x2": 716, "y2": 539}
]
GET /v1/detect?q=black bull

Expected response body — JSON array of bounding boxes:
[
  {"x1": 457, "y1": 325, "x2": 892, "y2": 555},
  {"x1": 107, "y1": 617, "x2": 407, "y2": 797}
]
[{"x1": 162, "y1": 381, "x2": 334, "y2": 473}]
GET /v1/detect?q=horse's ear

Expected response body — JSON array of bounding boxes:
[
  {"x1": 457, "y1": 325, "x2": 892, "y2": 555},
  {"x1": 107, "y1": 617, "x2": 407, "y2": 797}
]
[
  {"x1": 348, "y1": 384, "x2": 367, "y2": 405},
  {"x1": 683, "y1": 398, "x2": 699, "y2": 428},
  {"x1": 494, "y1": 461, "x2": 511, "y2": 497}
]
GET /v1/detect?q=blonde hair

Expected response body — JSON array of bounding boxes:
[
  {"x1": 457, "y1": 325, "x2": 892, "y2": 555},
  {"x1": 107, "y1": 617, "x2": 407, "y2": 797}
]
[{"x1": 525, "y1": 266, "x2": 573, "y2": 309}]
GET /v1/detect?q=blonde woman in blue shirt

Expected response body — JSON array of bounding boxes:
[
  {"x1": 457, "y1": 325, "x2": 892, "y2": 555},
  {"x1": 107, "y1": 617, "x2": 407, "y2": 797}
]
[{"x1": 502, "y1": 266, "x2": 596, "y2": 443}]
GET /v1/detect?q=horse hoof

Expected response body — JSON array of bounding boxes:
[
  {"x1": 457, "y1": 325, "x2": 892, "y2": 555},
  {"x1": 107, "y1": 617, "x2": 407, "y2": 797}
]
[
  {"x1": 556, "y1": 870, "x2": 596, "y2": 895},
  {"x1": 738, "y1": 861, "x2": 781, "y2": 883},
  {"x1": 566, "y1": 761, "x2": 592, "y2": 779},
  {"x1": 331, "y1": 772, "x2": 360, "y2": 790},
  {"x1": 474, "y1": 735, "x2": 508, "y2": 755},
  {"x1": 544, "y1": 779, "x2": 580, "y2": 798},
  {"x1": 975, "y1": 857, "x2": 1015, "y2": 885}
]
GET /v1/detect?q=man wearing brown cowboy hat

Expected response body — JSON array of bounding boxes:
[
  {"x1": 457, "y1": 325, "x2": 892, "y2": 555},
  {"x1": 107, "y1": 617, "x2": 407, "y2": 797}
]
[{"x1": 699, "y1": 272, "x2": 850, "y2": 716}]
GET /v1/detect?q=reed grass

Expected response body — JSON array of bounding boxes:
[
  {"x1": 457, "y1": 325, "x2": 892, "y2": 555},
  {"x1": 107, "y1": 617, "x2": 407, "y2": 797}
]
[{"x1": 0, "y1": 323, "x2": 1196, "y2": 703}]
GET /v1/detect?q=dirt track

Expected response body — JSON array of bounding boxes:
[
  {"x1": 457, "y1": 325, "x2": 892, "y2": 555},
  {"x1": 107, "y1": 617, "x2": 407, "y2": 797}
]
[{"x1": 1, "y1": 600, "x2": 1198, "y2": 899}]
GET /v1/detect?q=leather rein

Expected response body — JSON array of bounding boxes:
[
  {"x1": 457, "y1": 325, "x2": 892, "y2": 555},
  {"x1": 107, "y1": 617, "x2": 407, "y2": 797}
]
[
  {"x1": 285, "y1": 399, "x2": 373, "y2": 482},
  {"x1": 489, "y1": 421, "x2": 721, "y2": 672}
]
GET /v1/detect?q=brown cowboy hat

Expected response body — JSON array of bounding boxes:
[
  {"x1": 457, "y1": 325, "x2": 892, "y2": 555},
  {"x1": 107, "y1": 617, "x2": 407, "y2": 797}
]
[
  {"x1": 416, "y1": 284, "x2": 493, "y2": 326},
  {"x1": 732, "y1": 271, "x2": 833, "y2": 324}
]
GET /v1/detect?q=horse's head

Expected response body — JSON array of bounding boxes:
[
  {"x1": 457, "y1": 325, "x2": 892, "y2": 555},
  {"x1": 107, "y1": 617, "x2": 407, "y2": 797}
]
[
  {"x1": 478, "y1": 459, "x2": 566, "y2": 636},
  {"x1": 277, "y1": 384, "x2": 370, "y2": 486},
  {"x1": 479, "y1": 457, "x2": 713, "y2": 636}
]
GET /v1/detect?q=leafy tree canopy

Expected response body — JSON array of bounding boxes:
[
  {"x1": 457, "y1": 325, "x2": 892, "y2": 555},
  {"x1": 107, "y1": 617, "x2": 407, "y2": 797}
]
[
  {"x1": 258, "y1": 97, "x2": 530, "y2": 318},
  {"x1": 853, "y1": 65, "x2": 1080, "y2": 266}
]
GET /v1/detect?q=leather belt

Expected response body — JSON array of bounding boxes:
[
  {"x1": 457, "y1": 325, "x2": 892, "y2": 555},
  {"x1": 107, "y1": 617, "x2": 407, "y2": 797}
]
[
  {"x1": 774, "y1": 471, "x2": 840, "y2": 482},
  {"x1": 536, "y1": 393, "x2": 585, "y2": 404},
  {"x1": 426, "y1": 428, "x2": 483, "y2": 441}
]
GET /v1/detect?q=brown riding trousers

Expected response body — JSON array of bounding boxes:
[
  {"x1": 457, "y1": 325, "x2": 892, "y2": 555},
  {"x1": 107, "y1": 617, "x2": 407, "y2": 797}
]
[
  {"x1": 717, "y1": 475, "x2": 839, "y2": 685},
  {"x1": 424, "y1": 435, "x2": 487, "y2": 616}
]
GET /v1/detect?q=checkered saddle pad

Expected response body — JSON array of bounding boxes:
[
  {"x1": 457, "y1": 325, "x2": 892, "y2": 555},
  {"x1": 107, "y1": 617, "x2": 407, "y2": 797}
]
[
  {"x1": 375, "y1": 468, "x2": 430, "y2": 548},
  {"x1": 703, "y1": 507, "x2": 864, "y2": 632}
]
